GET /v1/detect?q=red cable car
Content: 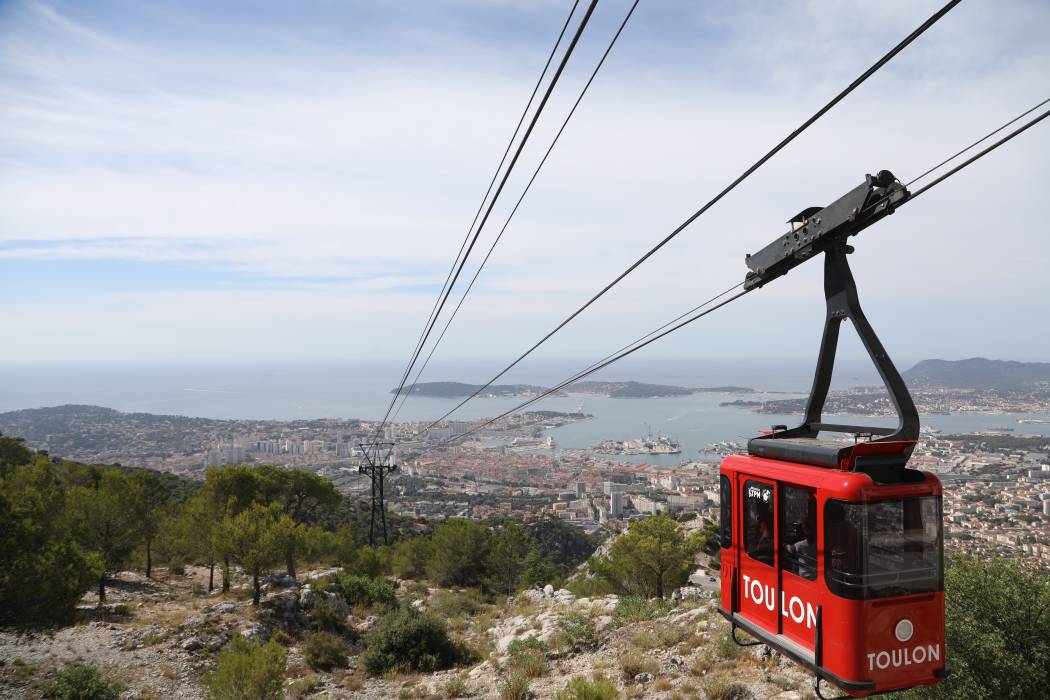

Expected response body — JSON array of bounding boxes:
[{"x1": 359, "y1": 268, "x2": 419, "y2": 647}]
[{"x1": 717, "y1": 173, "x2": 948, "y2": 697}]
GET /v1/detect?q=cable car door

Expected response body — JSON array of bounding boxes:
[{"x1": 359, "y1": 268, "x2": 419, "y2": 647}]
[
  {"x1": 778, "y1": 485, "x2": 819, "y2": 651},
  {"x1": 738, "y1": 478, "x2": 778, "y2": 632}
]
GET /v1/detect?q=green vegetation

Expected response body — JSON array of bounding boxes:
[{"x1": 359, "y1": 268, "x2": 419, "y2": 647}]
[
  {"x1": 610, "y1": 595, "x2": 673, "y2": 627},
  {"x1": 308, "y1": 594, "x2": 351, "y2": 636},
  {"x1": 507, "y1": 637, "x2": 548, "y2": 678},
  {"x1": 441, "y1": 674, "x2": 469, "y2": 698},
  {"x1": 555, "y1": 675, "x2": 619, "y2": 700},
  {"x1": 701, "y1": 676, "x2": 752, "y2": 700},
  {"x1": 498, "y1": 672, "x2": 531, "y2": 700},
  {"x1": 589, "y1": 513, "x2": 703, "y2": 598},
  {"x1": 329, "y1": 572, "x2": 399, "y2": 610},
  {"x1": 303, "y1": 631, "x2": 349, "y2": 671},
  {"x1": 0, "y1": 446, "x2": 102, "y2": 624},
  {"x1": 361, "y1": 609, "x2": 464, "y2": 675},
  {"x1": 557, "y1": 613, "x2": 597, "y2": 649},
  {"x1": 39, "y1": 663, "x2": 123, "y2": 700},
  {"x1": 426, "y1": 519, "x2": 491, "y2": 587},
  {"x1": 202, "y1": 635, "x2": 286, "y2": 700},
  {"x1": 4, "y1": 429, "x2": 597, "y2": 627},
  {"x1": 892, "y1": 556, "x2": 1050, "y2": 700},
  {"x1": 487, "y1": 522, "x2": 531, "y2": 595}
]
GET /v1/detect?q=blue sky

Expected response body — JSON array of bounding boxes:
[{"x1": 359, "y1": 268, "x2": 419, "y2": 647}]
[{"x1": 2, "y1": 0, "x2": 1049, "y2": 371}]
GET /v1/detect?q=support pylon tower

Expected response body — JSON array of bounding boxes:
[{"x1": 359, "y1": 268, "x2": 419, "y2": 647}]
[{"x1": 357, "y1": 441, "x2": 397, "y2": 546}]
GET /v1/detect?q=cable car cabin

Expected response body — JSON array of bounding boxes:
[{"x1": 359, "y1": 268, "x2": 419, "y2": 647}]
[
  {"x1": 718, "y1": 186, "x2": 948, "y2": 698},
  {"x1": 718, "y1": 443, "x2": 945, "y2": 697}
]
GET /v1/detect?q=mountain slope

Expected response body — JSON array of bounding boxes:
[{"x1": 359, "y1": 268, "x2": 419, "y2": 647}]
[{"x1": 903, "y1": 358, "x2": 1050, "y2": 390}]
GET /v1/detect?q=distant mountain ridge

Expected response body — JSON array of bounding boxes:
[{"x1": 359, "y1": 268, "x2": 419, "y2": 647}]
[
  {"x1": 398, "y1": 380, "x2": 756, "y2": 399},
  {"x1": 903, "y1": 357, "x2": 1050, "y2": 390}
]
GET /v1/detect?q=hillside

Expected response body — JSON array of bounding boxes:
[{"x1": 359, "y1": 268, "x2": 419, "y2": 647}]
[
  {"x1": 0, "y1": 566, "x2": 809, "y2": 700},
  {"x1": 903, "y1": 357, "x2": 1050, "y2": 390},
  {"x1": 396, "y1": 382, "x2": 552, "y2": 398}
]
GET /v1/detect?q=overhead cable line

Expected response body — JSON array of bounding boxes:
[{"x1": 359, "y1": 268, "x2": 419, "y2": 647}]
[
  {"x1": 906, "y1": 95, "x2": 1050, "y2": 187},
  {"x1": 908, "y1": 106, "x2": 1050, "y2": 199},
  {"x1": 370, "y1": 0, "x2": 582, "y2": 444},
  {"x1": 381, "y1": 0, "x2": 582, "y2": 427},
  {"x1": 370, "y1": 0, "x2": 597, "y2": 444},
  {"x1": 386, "y1": 0, "x2": 641, "y2": 432},
  {"x1": 443, "y1": 101, "x2": 1050, "y2": 445},
  {"x1": 424, "y1": 0, "x2": 962, "y2": 432},
  {"x1": 443, "y1": 285, "x2": 753, "y2": 445}
]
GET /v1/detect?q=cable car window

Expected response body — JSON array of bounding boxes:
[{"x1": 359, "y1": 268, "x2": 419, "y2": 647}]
[
  {"x1": 744, "y1": 480, "x2": 774, "y2": 566},
  {"x1": 780, "y1": 486, "x2": 817, "y2": 580},
  {"x1": 719, "y1": 475, "x2": 732, "y2": 548},
  {"x1": 825, "y1": 496, "x2": 943, "y2": 600}
]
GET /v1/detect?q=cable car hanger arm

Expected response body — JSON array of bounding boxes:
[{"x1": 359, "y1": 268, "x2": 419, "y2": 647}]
[
  {"x1": 743, "y1": 170, "x2": 908, "y2": 292},
  {"x1": 741, "y1": 170, "x2": 920, "y2": 476}
]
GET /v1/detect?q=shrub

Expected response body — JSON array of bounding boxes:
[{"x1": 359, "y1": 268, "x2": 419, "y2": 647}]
[
  {"x1": 507, "y1": 639, "x2": 547, "y2": 679},
  {"x1": 202, "y1": 635, "x2": 286, "y2": 700},
  {"x1": 442, "y1": 674, "x2": 469, "y2": 698},
  {"x1": 40, "y1": 664, "x2": 123, "y2": 700},
  {"x1": 425, "y1": 519, "x2": 492, "y2": 588},
  {"x1": 392, "y1": 537, "x2": 433, "y2": 580},
  {"x1": 702, "y1": 676, "x2": 753, "y2": 700},
  {"x1": 286, "y1": 676, "x2": 321, "y2": 700},
  {"x1": 498, "y1": 672, "x2": 531, "y2": 700},
  {"x1": 657, "y1": 625, "x2": 686, "y2": 647},
  {"x1": 430, "y1": 588, "x2": 486, "y2": 619},
  {"x1": 558, "y1": 613, "x2": 597, "y2": 648},
  {"x1": 715, "y1": 630, "x2": 744, "y2": 660},
  {"x1": 271, "y1": 629, "x2": 294, "y2": 647},
  {"x1": 565, "y1": 576, "x2": 615, "y2": 598},
  {"x1": 361, "y1": 609, "x2": 460, "y2": 675},
  {"x1": 310, "y1": 595, "x2": 347, "y2": 634},
  {"x1": 351, "y1": 547, "x2": 386, "y2": 579},
  {"x1": 555, "y1": 675, "x2": 619, "y2": 700},
  {"x1": 895, "y1": 556, "x2": 1050, "y2": 699},
  {"x1": 619, "y1": 651, "x2": 658, "y2": 680},
  {"x1": 332, "y1": 573, "x2": 398, "y2": 610},
  {"x1": 304, "y1": 631, "x2": 348, "y2": 671},
  {"x1": 507, "y1": 637, "x2": 547, "y2": 656},
  {"x1": 611, "y1": 596, "x2": 671, "y2": 627},
  {"x1": 629, "y1": 629, "x2": 659, "y2": 651}
]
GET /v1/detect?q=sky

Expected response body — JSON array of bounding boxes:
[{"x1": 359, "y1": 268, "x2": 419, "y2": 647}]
[{"x1": 2, "y1": 0, "x2": 1049, "y2": 377}]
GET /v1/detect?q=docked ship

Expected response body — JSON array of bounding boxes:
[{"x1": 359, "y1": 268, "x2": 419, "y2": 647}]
[{"x1": 594, "y1": 427, "x2": 681, "y2": 455}]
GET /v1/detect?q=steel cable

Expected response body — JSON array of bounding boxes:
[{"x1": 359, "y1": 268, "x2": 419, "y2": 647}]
[{"x1": 424, "y1": 0, "x2": 962, "y2": 431}]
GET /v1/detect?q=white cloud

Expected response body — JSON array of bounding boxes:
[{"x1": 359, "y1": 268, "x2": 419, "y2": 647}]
[{"x1": 1, "y1": 0, "x2": 1049, "y2": 365}]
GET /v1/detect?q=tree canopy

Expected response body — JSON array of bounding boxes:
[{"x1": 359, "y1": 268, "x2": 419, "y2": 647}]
[{"x1": 588, "y1": 513, "x2": 702, "y2": 599}]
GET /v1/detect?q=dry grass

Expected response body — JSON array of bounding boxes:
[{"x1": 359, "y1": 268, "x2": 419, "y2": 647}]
[
  {"x1": 677, "y1": 633, "x2": 706, "y2": 654},
  {"x1": 702, "y1": 674, "x2": 753, "y2": 700},
  {"x1": 628, "y1": 629, "x2": 659, "y2": 651},
  {"x1": 715, "y1": 630, "x2": 745, "y2": 660},
  {"x1": 654, "y1": 676, "x2": 673, "y2": 691},
  {"x1": 619, "y1": 651, "x2": 659, "y2": 680},
  {"x1": 510, "y1": 649, "x2": 547, "y2": 679},
  {"x1": 690, "y1": 652, "x2": 715, "y2": 676},
  {"x1": 442, "y1": 674, "x2": 469, "y2": 698},
  {"x1": 498, "y1": 671, "x2": 531, "y2": 700},
  {"x1": 341, "y1": 673, "x2": 365, "y2": 691},
  {"x1": 657, "y1": 625, "x2": 686, "y2": 647},
  {"x1": 623, "y1": 685, "x2": 644, "y2": 699}
]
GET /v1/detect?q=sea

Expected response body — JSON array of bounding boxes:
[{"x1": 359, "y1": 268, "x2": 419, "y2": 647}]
[{"x1": 3, "y1": 358, "x2": 1049, "y2": 465}]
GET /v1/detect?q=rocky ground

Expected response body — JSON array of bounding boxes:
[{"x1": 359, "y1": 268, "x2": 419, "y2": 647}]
[{"x1": 0, "y1": 567, "x2": 817, "y2": 700}]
